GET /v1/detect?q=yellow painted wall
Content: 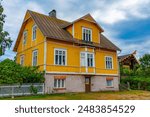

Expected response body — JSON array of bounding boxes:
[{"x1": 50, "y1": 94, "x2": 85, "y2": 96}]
[
  {"x1": 16, "y1": 18, "x2": 45, "y2": 70},
  {"x1": 67, "y1": 19, "x2": 100, "y2": 43},
  {"x1": 66, "y1": 25, "x2": 73, "y2": 35},
  {"x1": 46, "y1": 39, "x2": 118, "y2": 75}
]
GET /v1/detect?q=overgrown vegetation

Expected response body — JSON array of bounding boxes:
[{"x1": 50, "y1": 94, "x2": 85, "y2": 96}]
[
  {"x1": 0, "y1": 59, "x2": 45, "y2": 84},
  {"x1": 120, "y1": 54, "x2": 150, "y2": 91}
]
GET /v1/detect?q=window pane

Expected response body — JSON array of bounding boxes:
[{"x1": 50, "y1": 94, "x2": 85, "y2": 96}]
[
  {"x1": 106, "y1": 57, "x2": 112, "y2": 69},
  {"x1": 59, "y1": 55, "x2": 62, "y2": 65},
  {"x1": 107, "y1": 80, "x2": 113, "y2": 86},
  {"x1": 54, "y1": 79, "x2": 57, "y2": 88},
  {"x1": 62, "y1": 79, "x2": 64, "y2": 87},
  {"x1": 59, "y1": 51, "x2": 62, "y2": 55},
  {"x1": 55, "y1": 55, "x2": 58, "y2": 64},
  {"x1": 55, "y1": 50, "x2": 58, "y2": 55},
  {"x1": 63, "y1": 55, "x2": 65, "y2": 65},
  {"x1": 33, "y1": 51, "x2": 37, "y2": 66},
  {"x1": 58, "y1": 79, "x2": 61, "y2": 88}
]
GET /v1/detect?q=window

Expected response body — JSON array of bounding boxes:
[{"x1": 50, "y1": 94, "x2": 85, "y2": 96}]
[
  {"x1": 87, "y1": 53, "x2": 94, "y2": 67},
  {"x1": 105, "y1": 56, "x2": 113, "y2": 69},
  {"x1": 82, "y1": 27, "x2": 92, "y2": 42},
  {"x1": 20, "y1": 55, "x2": 24, "y2": 65},
  {"x1": 106, "y1": 78, "x2": 113, "y2": 87},
  {"x1": 32, "y1": 50, "x2": 38, "y2": 66},
  {"x1": 80, "y1": 53, "x2": 86, "y2": 66},
  {"x1": 80, "y1": 52, "x2": 94, "y2": 67},
  {"x1": 55, "y1": 49, "x2": 66, "y2": 65},
  {"x1": 23, "y1": 31, "x2": 27, "y2": 45},
  {"x1": 32, "y1": 25, "x2": 37, "y2": 40},
  {"x1": 54, "y1": 79, "x2": 65, "y2": 88}
]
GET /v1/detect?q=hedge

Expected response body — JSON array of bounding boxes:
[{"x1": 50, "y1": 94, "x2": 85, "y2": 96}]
[{"x1": 121, "y1": 76, "x2": 150, "y2": 91}]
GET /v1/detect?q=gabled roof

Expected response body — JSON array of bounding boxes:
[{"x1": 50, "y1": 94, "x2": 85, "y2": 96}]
[
  {"x1": 13, "y1": 10, "x2": 120, "y2": 52},
  {"x1": 62, "y1": 13, "x2": 104, "y2": 32},
  {"x1": 118, "y1": 51, "x2": 140, "y2": 64}
]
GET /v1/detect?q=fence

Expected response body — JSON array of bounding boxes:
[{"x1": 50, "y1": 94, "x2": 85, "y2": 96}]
[{"x1": 0, "y1": 83, "x2": 44, "y2": 97}]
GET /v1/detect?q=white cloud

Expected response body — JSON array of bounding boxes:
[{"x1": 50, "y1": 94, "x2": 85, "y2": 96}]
[
  {"x1": 104, "y1": 31, "x2": 150, "y2": 58},
  {"x1": 92, "y1": 0, "x2": 150, "y2": 24}
]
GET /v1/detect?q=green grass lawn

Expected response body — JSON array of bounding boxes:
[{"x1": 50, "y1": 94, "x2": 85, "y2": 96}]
[{"x1": 1, "y1": 90, "x2": 150, "y2": 100}]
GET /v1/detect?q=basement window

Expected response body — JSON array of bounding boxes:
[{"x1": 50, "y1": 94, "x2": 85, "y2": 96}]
[
  {"x1": 54, "y1": 79, "x2": 65, "y2": 88},
  {"x1": 106, "y1": 78, "x2": 114, "y2": 87}
]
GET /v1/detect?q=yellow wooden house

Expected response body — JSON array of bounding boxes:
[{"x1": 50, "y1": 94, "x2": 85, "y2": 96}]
[{"x1": 13, "y1": 10, "x2": 121, "y2": 93}]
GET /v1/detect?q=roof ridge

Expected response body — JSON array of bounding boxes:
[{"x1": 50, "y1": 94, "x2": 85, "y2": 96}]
[{"x1": 27, "y1": 9, "x2": 71, "y2": 24}]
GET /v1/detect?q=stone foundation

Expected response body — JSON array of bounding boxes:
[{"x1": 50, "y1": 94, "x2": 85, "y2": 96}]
[{"x1": 45, "y1": 73, "x2": 119, "y2": 94}]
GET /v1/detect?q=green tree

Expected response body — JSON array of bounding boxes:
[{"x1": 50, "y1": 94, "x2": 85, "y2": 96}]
[
  {"x1": 0, "y1": 59, "x2": 45, "y2": 84},
  {"x1": 139, "y1": 54, "x2": 150, "y2": 77},
  {"x1": 0, "y1": 0, "x2": 12, "y2": 56}
]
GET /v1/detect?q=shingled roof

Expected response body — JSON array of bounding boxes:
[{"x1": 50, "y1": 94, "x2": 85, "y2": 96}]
[{"x1": 13, "y1": 10, "x2": 121, "y2": 51}]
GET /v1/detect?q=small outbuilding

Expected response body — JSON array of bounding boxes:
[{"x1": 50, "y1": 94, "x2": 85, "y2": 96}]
[{"x1": 118, "y1": 51, "x2": 140, "y2": 70}]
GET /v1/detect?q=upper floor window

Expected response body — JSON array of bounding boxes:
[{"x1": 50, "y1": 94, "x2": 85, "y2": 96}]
[
  {"x1": 23, "y1": 31, "x2": 27, "y2": 45},
  {"x1": 80, "y1": 53, "x2": 86, "y2": 66},
  {"x1": 80, "y1": 52, "x2": 94, "y2": 67},
  {"x1": 32, "y1": 25, "x2": 37, "y2": 40},
  {"x1": 105, "y1": 56, "x2": 113, "y2": 69},
  {"x1": 32, "y1": 50, "x2": 38, "y2": 66},
  {"x1": 82, "y1": 27, "x2": 92, "y2": 42},
  {"x1": 54, "y1": 49, "x2": 66, "y2": 66},
  {"x1": 20, "y1": 55, "x2": 24, "y2": 65},
  {"x1": 87, "y1": 53, "x2": 94, "y2": 67}
]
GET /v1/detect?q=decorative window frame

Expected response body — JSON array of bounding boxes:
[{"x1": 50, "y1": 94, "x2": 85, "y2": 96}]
[
  {"x1": 32, "y1": 49, "x2": 38, "y2": 66},
  {"x1": 105, "y1": 56, "x2": 113, "y2": 69},
  {"x1": 32, "y1": 25, "x2": 37, "y2": 41},
  {"x1": 82, "y1": 27, "x2": 92, "y2": 42},
  {"x1": 54, "y1": 48, "x2": 67, "y2": 66}
]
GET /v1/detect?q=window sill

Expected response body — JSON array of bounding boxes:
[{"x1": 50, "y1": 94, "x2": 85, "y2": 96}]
[
  {"x1": 106, "y1": 86, "x2": 114, "y2": 88},
  {"x1": 54, "y1": 64, "x2": 67, "y2": 66},
  {"x1": 53, "y1": 88, "x2": 66, "y2": 90}
]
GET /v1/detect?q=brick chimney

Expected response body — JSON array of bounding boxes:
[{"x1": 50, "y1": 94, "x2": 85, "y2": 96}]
[{"x1": 49, "y1": 9, "x2": 56, "y2": 18}]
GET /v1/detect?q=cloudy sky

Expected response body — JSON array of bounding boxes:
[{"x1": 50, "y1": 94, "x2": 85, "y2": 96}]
[{"x1": 1, "y1": 0, "x2": 150, "y2": 61}]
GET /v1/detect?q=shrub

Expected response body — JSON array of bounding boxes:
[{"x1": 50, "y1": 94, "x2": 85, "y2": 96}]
[
  {"x1": 121, "y1": 76, "x2": 150, "y2": 91},
  {"x1": 0, "y1": 59, "x2": 45, "y2": 84}
]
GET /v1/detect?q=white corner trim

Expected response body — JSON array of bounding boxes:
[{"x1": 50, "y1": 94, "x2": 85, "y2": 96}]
[{"x1": 44, "y1": 38, "x2": 47, "y2": 71}]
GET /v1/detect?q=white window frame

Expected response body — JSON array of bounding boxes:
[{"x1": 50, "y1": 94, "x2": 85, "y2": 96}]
[
  {"x1": 54, "y1": 48, "x2": 67, "y2": 66},
  {"x1": 80, "y1": 52, "x2": 95, "y2": 67},
  {"x1": 105, "y1": 56, "x2": 113, "y2": 69},
  {"x1": 32, "y1": 25, "x2": 37, "y2": 41},
  {"x1": 106, "y1": 79, "x2": 114, "y2": 87},
  {"x1": 54, "y1": 79, "x2": 66, "y2": 88},
  {"x1": 20, "y1": 55, "x2": 24, "y2": 65},
  {"x1": 23, "y1": 30, "x2": 27, "y2": 45},
  {"x1": 82, "y1": 27, "x2": 92, "y2": 42},
  {"x1": 32, "y1": 50, "x2": 38, "y2": 66},
  {"x1": 80, "y1": 52, "x2": 86, "y2": 67}
]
